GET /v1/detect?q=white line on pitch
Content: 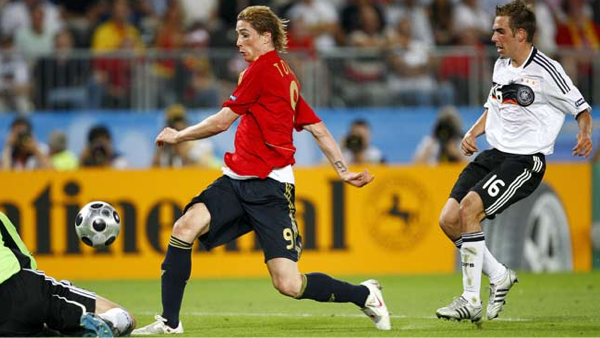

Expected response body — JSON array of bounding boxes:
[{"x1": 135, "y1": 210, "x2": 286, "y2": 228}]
[{"x1": 137, "y1": 311, "x2": 531, "y2": 322}]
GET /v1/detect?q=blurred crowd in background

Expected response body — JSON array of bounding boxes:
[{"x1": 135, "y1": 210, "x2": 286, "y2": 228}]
[
  {"x1": 0, "y1": 0, "x2": 599, "y2": 171},
  {"x1": 0, "y1": 0, "x2": 598, "y2": 113}
]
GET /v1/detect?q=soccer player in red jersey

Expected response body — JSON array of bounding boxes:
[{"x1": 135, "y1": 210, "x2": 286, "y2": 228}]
[{"x1": 133, "y1": 6, "x2": 391, "y2": 335}]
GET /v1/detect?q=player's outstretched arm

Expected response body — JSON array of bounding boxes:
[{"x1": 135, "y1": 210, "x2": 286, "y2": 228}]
[
  {"x1": 303, "y1": 122, "x2": 374, "y2": 187},
  {"x1": 461, "y1": 110, "x2": 488, "y2": 156},
  {"x1": 573, "y1": 110, "x2": 593, "y2": 157},
  {"x1": 155, "y1": 107, "x2": 240, "y2": 146}
]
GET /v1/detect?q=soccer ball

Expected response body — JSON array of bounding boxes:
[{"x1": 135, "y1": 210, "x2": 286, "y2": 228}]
[{"x1": 75, "y1": 201, "x2": 121, "y2": 249}]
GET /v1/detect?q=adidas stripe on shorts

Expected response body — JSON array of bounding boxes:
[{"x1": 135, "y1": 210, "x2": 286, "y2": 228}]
[
  {"x1": 0, "y1": 268, "x2": 96, "y2": 336},
  {"x1": 449, "y1": 148, "x2": 545, "y2": 218}
]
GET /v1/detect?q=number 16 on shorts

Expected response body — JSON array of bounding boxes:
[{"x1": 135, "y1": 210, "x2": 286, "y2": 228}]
[{"x1": 483, "y1": 174, "x2": 505, "y2": 197}]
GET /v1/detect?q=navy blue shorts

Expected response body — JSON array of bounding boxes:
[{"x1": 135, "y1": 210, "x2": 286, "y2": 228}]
[
  {"x1": 185, "y1": 176, "x2": 303, "y2": 262},
  {"x1": 450, "y1": 149, "x2": 546, "y2": 218}
]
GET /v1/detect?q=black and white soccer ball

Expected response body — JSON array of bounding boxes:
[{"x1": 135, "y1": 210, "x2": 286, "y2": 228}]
[{"x1": 75, "y1": 201, "x2": 121, "y2": 249}]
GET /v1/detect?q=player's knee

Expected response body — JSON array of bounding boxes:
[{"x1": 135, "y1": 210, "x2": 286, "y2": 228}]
[
  {"x1": 172, "y1": 208, "x2": 209, "y2": 241},
  {"x1": 439, "y1": 210, "x2": 459, "y2": 233},
  {"x1": 272, "y1": 276, "x2": 301, "y2": 297},
  {"x1": 439, "y1": 199, "x2": 462, "y2": 238},
  {"x1": 458, "y1": 194, "x2": 481, "y2": 224},
  {"x1": 172, "y1": 217, "x2": 196, "y2": 240}
]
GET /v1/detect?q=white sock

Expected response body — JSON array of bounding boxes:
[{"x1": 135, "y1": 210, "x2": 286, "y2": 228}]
[
  {"x1": 460, "y1": 232, "x2": 485, "y2": 305},
  {"x1": 98, "y1": 308, "x2": 134, "y2": 336},
  {"x1": 483, "y1": 246, "x2": 507, "y2": 284}
]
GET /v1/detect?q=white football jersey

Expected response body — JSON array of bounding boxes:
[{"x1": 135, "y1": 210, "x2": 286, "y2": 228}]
[{"x1": 483, "y1": 47, "x2": 591, "y2": 155}]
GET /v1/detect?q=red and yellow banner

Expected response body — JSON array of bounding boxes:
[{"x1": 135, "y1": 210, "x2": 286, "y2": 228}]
[{"x1": 0, "y1": 164, "x2": 590, "y2": 279}]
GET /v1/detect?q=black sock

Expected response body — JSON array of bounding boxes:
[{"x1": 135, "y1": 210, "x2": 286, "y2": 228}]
[
  {"x1": 161, "y1": 236, "x2": 193, "y2": 328},
  {"x1": 296, "y1": 272, "x2": 369, "y2": 307}
]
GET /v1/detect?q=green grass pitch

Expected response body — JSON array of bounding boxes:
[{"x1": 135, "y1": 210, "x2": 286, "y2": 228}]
[{"x1": 75, "y1": 272, "x2": 600, "y2": 337}]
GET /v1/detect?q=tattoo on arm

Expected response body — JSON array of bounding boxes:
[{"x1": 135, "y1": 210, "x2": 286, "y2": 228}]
[{"x1": 334, "y1": 161, "x2": 347, "y2": 173}]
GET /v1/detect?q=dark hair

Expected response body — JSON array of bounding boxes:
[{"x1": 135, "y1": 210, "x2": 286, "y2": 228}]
[
  {"x1": 495, "y1": 0, "x2": 536, "y2": 43},
  {"x1": 237, "y1": 6, "x2": 288, "y2": 53},
  {"x1": 11, "y1": 116, "x2": 32, "y2": 132},
  {"x1": 87, "y1": 125, "x2": 111, "y2": 143},
  {"x1": 351, "y1": 118, "x2": 370, "y2": 129},
  {"x1": 434, "y1": 116, "x2": 462, "y2": 143},
  {"x1": 345, "y1": 119, "x2": 370, "y2": 153}
]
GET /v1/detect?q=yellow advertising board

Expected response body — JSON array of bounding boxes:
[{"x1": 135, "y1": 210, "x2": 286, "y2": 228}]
[{"x1": 0, "y1": 164, "x2": 590, "y2": 279}]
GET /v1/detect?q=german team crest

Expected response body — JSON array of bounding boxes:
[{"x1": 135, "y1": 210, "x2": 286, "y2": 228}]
[{"x1": 516, "y1": 85, "x2": 535, "y2": 106}]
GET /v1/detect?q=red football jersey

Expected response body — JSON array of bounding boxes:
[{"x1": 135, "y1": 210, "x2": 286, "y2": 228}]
[{"x1": 222, "y1": 51, "x2": 321, "y2": 178}]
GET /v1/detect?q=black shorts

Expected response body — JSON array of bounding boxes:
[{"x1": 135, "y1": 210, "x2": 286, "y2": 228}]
[
  {"x1": 0, "y1": 269, "x2": 96, "y2": 336},
  {"x1": 450, "y1": 149, "x2": 546, "y2": 218},
  {"x1": 185, "y1": 175, "x2": 303, "y2": 262}
]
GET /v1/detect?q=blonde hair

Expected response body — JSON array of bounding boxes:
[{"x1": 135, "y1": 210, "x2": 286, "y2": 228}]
[{"x1": 237, "y1": 6, "x2": 288, "y2": 53}]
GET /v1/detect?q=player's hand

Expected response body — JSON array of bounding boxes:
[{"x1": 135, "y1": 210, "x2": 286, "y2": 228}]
[
  {"x1": 340, "y1": 169, "x2": 374, "y2": 187},
  {"x1": 461, "y1": 132, "x2": 478, "y2": 156},
  {"x1": 573, "y1": 132, "x2": 593, "y2": 157},
  {"x1": 155, "y1": 127, "x2": 179, "y2": 146}
]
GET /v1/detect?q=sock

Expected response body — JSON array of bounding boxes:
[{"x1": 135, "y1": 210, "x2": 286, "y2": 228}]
[
  {"x1": 161, "y1": 236, "x2": 193, "y2": 328},
  {"x1": 483, "y1": 246, "x2": 507, "y2": 284},
  {"x1": 295, "y1": 273, "x2": 369, "y2": 307},
  {"x1": 454, "y1": 236, "x2": 506, "y2": 281},
  {"x1": 98, "y1": 308, "x2": 134, "y2": 336},
  {"x1": 460, "y1": 232, "x2": 485, "y2": 305},
  {"x1": 453, "y1": 237, "x2": 462, "y2": 249}
]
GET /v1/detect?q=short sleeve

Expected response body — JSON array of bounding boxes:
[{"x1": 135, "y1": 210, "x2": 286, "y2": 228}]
[
  {"x1": 484, "y1": 59, "x2": 502, "y2": 111},
  {"x1": 483, "y1": 86, "x2": 494, "y2": 110},
  {"x1": 223, "y1": 65, "x2": 263, "y2": 115},
  {"x1": 544, "y1": 60, "x2": 591, "y2": 117},
  {"x1": 294, "y1": 96, "x2": 321, "y2": 131}
]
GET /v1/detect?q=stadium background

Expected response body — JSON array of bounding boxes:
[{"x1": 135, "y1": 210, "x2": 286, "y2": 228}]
[{"x1": 0, "y1": 0, "x2": 599, "y2": 328}]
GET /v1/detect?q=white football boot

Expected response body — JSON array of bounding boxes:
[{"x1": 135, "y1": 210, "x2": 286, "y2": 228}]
[
  {"x1": 487, "y1": 268, "x2": 519, "y2": 320},
  {"x1": 360, "y1": 279, "x2": 392, "y2": 330},
  {"x1": 132, "y1": 315, "x2": 183, "y2": 335},
  {"x1": 436, "y1": 296, "x2": 483, "y2": 323}
]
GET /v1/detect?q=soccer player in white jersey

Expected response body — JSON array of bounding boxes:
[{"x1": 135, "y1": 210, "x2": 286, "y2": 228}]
[{"x1": 435, "y1": 0, "x2": 593, "y2": 323}]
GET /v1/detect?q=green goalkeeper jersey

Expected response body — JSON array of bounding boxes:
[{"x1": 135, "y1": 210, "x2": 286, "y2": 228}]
[{"x1": 0, "y1": 211, "x2": 37, "y2": 284}]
